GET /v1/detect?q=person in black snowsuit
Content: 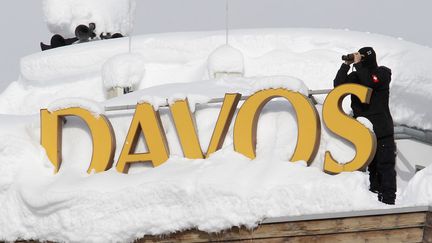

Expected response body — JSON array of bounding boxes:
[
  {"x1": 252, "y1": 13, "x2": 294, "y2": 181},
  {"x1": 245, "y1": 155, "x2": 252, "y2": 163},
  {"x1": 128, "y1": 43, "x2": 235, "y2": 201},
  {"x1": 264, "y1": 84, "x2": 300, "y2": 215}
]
[{"x1": 333, "y1": 47, "x2": 397, "y2": 205}]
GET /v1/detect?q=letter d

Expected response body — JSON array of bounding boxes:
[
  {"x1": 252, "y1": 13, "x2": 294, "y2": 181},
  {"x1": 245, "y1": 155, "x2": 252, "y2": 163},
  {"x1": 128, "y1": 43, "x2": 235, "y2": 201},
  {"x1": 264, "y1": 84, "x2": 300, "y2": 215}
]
[{"x1": 40, "y1": 108, "x2": 116, "y2": 173}]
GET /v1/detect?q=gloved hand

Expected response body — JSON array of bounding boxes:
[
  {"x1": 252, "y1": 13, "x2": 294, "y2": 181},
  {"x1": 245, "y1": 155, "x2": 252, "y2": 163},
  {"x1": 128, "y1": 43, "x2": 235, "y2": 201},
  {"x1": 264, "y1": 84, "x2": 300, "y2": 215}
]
[
  {"x1": 353, "y1": 52, "x2": 363, "y2": 64},
  {"x1": 344, "y1": 59, "x2": 354, "y2": 65}
]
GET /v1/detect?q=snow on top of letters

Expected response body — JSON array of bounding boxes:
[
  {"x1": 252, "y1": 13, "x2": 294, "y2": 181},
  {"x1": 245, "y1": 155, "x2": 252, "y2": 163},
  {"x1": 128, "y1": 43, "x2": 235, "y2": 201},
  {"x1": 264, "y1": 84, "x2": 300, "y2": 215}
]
[
  {"x1": 248, "y1": 76, "x2": 309, "y2": 96},
  {"x1": 357, "y1": 117, "x2": 374, "y2": 132},
  {"x1": 47, "y1": 97, "x2": 104, "y2": 117}
]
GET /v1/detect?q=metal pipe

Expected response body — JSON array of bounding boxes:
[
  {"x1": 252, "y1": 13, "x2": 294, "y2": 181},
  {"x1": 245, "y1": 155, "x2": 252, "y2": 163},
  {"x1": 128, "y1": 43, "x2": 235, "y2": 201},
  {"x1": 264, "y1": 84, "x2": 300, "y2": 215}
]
[
  {"x1": 394, "y1": 125, "x2": 432, "y2": 145},
  {"x1": 394, "y1": 134, "x2": 412, "y2": 140},
  {"x1": 104, "y1": 95, "x2": 249, "y2": 112},
  {"x1": 308, "y1": 89, "x2": 332, "y2": 95},
  {"x1": 103, "y1": 89, "x2": 432, "y2": 145},
  {"x1": 104, "y1": 89, "x2": 332, "y2": 112}
]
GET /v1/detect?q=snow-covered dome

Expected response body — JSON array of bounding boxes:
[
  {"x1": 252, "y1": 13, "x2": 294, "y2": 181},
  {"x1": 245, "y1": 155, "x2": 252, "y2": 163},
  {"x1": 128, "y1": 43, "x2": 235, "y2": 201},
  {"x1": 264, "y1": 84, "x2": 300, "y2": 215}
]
[
  {"x1": 102, "y1": 53, "x2": 145, "y2": 97},
  {"x1": 42, "y1": 0, "x2": 136, "y2": 37},
  {"x1": 207, "y1": 44, "x2": 245, "y2": 79}
]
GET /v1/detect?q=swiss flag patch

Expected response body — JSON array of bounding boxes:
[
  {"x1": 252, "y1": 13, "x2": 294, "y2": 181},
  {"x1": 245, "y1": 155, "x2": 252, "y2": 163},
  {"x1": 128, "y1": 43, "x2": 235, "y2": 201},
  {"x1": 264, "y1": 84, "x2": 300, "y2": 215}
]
[{"x1": 372, "y1": 74, "x2": 380, "y2": 83}]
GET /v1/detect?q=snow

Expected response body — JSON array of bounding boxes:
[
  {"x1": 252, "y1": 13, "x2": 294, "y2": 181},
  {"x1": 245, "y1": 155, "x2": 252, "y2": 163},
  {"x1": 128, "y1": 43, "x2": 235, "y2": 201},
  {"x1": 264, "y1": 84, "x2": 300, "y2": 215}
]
[
  {"x1": 357, "y1": 116, "x2": 374, "y2": 132},
  {"x1": 0, "y1": 107, "x2": 392, "y2": 242},
  {"x1": 102, "y1": 53, "x2": 146, "y2": 90},
  {"x1": 115, "y1": 76, "x2": 308, "y2": 113},
  {"x1": 402, "y1": 165, "x2": 432, "y2": 206},
  {"x1": 138, "y1": 94, "x2": 212, "y2": 112},
  {"x1": 47, "y1": 98, "x2": 104, "y2": 117},
  {"x1": 166, "y1": 93, "x2": 212, "y2": 113},
  {"x1": 245, "y1": 76, "x2": 309, "y2": 96},
  {"x1": 138, "y1": 96, "x2": 167, "y2": 111},
  {"x1": 42, "y1": 0, "x2": 135, "y2": 38},
  {"x1": 0, "y1": 28, "x2": 431, "y2": 242},
  {"x1": 208, "y1": 44, "x2": 245, "y2": 78},
  {"x1": 9, "y1": 29, "x2": 432, "y2": 130}
]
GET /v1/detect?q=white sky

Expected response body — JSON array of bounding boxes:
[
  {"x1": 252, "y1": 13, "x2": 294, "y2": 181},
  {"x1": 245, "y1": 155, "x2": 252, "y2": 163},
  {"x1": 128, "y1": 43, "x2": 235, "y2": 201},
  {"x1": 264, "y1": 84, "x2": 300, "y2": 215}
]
[{"x1": 0, "y1": 0, "x2": 431, "y2": 92}]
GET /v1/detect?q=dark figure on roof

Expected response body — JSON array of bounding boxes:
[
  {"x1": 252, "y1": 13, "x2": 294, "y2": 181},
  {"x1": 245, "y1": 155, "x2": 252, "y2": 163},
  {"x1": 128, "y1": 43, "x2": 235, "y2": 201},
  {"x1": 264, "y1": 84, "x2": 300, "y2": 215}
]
[
  {"x1": 334, "y1": 47, "x2": 397, "y2": 205},
  {"x1": 40, "y1": 23, "x2": 124, "y2": 51}
]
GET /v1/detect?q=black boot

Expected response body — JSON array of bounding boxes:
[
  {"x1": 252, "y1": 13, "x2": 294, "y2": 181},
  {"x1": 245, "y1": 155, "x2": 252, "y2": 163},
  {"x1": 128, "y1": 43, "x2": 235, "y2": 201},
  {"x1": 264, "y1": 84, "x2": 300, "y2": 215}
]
[
  {"x1": 369, "y1": 184, "x2": 380, "y2": 194},
  {"x1": 380, "y1": 192, "x2": 395, "y2": 205}
]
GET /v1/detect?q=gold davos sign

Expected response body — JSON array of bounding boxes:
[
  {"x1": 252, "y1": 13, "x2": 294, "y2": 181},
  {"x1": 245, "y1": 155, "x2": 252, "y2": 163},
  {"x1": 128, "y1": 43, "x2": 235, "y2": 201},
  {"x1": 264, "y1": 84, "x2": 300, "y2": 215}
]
[{"x1": 40, "y1": 84, "x2": 377, "y2": 175}]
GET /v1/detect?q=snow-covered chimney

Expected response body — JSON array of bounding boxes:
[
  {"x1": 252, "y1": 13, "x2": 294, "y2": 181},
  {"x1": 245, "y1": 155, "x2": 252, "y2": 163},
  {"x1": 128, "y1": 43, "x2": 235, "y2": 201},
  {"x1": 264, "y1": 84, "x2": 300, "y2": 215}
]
[
  {"x1": 42, "y1": 0, "x2": 136, "y2": 38},
  {"x1": 207, "y1": 44, "x2": 245, "y2": 79},
  {"x1": 102, "y1": 53, "x2": 145, "y2": 98}
]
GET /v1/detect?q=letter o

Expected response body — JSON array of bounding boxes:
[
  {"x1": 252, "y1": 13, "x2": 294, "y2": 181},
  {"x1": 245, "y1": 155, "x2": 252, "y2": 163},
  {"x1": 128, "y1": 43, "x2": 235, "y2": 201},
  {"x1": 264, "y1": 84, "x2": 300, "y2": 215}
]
[{"x1": 233, "y1": 88, "x2": 320, "y2": 164}]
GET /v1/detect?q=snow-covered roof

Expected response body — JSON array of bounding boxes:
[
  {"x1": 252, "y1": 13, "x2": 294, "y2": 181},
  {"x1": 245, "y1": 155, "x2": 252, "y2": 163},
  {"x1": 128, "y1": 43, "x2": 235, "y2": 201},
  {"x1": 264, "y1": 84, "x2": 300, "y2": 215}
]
[{"x1": 0, "y1": 28, "x2": 432, "y2": 242}]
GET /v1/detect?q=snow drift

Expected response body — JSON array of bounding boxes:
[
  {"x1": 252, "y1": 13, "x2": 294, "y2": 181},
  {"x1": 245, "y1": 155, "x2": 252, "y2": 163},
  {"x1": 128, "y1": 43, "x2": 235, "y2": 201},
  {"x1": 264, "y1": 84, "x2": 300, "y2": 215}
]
[{"x1": 0, "y1": 29, "x2": 432, "y2": 242}]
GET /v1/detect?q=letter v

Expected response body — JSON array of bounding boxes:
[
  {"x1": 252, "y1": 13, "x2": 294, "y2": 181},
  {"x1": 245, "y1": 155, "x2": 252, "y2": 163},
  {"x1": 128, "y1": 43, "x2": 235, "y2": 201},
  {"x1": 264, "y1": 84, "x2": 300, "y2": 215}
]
[{"x1": 169, "y1": 93, "x2": 241, "y2": 159}]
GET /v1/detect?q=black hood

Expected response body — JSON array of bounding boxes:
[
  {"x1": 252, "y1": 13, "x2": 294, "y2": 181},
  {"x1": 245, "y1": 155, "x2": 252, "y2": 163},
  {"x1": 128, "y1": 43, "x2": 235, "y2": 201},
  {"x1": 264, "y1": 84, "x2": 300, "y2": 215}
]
[{"x1": 358, "y1": 47, "x2": 378, "y2": 69}]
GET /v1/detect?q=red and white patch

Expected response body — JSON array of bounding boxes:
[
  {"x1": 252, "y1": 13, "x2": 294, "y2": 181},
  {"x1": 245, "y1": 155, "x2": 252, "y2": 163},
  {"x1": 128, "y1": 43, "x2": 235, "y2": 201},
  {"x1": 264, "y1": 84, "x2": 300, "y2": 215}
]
[{"x1": 372, "y1": 74, "x2": 380, "y2": 83}]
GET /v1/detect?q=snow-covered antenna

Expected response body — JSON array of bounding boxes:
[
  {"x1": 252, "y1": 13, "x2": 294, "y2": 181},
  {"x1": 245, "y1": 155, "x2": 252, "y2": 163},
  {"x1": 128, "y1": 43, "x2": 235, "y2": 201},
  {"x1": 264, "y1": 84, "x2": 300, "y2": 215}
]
[
  {"x1": 128, "y1": 0, "x2": 133, "y2": 53},
  {"x1": 225, "y1": 0, "x2": 229, "y2": 45}
]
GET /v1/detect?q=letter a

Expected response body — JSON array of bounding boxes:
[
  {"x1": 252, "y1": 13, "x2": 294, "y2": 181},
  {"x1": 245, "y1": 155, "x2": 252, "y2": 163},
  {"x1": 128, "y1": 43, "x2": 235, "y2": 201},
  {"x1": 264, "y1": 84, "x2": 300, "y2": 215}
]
[{"x1": 116, "y1": 103, "x2": 169, "y2": 173}]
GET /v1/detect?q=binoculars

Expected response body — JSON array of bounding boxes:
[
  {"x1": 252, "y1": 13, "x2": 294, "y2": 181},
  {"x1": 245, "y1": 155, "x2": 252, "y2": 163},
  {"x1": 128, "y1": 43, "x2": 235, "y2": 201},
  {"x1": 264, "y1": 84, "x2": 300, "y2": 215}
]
[
  {"x1": 342, "y1": 53, "x2": 366, "y2": 62},
  {"x1": 342, "y1": 54, "x2": 355, "y2": 61}
]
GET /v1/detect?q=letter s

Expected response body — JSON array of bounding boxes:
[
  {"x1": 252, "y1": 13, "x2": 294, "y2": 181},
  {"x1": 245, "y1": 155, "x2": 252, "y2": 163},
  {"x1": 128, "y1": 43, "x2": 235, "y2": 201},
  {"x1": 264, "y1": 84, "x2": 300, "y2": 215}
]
[{"x1": 322, "y1": 84, "x2": 377, "y2": 174}]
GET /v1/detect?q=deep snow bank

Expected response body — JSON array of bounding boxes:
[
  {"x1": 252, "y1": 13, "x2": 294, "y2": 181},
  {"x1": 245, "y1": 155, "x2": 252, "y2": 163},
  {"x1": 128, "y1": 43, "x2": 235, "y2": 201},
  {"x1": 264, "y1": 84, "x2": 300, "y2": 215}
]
[
  {"x1": 0, "y1": 78, "x2": 395, "y2": 242},
  {"x1": 0, "y1": 77, "x2": 430, "y2": 243}
]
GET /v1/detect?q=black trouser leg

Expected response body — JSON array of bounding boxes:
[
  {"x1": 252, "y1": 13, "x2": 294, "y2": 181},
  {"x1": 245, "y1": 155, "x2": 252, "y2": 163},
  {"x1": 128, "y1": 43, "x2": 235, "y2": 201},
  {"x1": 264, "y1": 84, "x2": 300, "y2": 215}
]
[
  {"x1": 368, "y1": 156, "x2": 380, "y2": 193},
  {"x1": 376, "y1": 137, "x2": 397, "y2": 204}
]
